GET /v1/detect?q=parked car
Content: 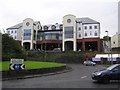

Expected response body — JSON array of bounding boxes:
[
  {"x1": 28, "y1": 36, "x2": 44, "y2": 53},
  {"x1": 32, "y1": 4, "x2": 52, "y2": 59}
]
[
  {"x1": 92, "y1": 64, "x2": 120, "y2": 83},
  {"x1": 53, "y1": 48, "x2": 61, "y2": 51},
  {"x1": 83, "y1": 61, "x2": 96, "y2": 66}
]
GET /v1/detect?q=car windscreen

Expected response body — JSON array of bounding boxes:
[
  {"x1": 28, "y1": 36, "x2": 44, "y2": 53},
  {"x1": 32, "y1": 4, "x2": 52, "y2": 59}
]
[{"x1": 107, "y1": 64, "x2": 119, "y2": 70}]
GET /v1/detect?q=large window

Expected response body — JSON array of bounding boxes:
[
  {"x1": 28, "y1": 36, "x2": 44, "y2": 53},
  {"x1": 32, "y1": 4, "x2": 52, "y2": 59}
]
[
  {"x1": 23, "y1": 29, "x2": 31, "y2": 40},
  {"x1": 37, "y1": 31, "x2": 62, "y2": 40},
  {"x1": 64, "y1": 26, "x2": 74, "y2": 38}
]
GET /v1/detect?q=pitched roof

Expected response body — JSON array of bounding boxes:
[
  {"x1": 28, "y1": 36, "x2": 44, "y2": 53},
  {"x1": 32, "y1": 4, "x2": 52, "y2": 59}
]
[
  {"x1": 7, "y1": 23, "x2": 23, "y2": 29},
  {"x1": 7, "y1": 21, "x2": 40, "y2": 30},
  {"x1": 76, "y1": 17, "x2": 100, "y2": 24},
  {"x1": 42, "y1": 23, "x2": 63, "y2": 30}
]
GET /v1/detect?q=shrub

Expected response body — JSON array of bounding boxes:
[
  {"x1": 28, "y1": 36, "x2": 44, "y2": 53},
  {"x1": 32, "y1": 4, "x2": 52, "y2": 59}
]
[{"x1": 2, "y1": 34, "x2": 27, "y2": 61}]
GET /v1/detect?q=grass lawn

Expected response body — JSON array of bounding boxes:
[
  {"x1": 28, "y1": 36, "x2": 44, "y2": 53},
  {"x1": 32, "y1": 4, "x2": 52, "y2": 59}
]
[{"x1": 0, "y1": 61, "x2": 65, "y2": 71}]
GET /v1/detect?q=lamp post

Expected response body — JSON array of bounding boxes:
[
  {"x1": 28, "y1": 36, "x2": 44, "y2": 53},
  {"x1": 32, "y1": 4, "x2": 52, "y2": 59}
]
[
  {"x1": 105, "y1": 31, "x2": 112, "y2": 64},
  {"x1": 43, "y1": 33, "x2": 46, "y2": 62},
  {"x1": 105, "y1": 31, "x2": 110, "y2": 64}
]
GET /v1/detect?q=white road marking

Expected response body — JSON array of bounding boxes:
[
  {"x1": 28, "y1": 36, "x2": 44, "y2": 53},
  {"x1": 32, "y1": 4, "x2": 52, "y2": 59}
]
[{"x1": 81, "y1": 76, "x2": 87, "y2": 79}]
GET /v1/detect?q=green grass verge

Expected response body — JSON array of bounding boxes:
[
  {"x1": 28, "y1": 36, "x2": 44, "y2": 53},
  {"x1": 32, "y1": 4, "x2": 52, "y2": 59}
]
[{"x1": 0, "y1": 61, "x2": 65, "y2": 71}]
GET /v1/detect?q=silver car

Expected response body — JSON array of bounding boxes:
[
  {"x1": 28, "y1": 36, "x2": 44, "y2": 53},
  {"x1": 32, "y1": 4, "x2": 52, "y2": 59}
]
[{"x1": 83, "y1": 61, "x2": 96, "y2": 66}]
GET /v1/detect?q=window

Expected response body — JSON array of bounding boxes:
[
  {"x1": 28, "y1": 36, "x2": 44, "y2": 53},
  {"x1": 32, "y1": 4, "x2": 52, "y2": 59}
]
[
  {"x1": 85, "y1": 32, "x2": 87, "y2": 36},
  {"x1": 84, "y1": 26, "x2": 87, "y2": 29},
  {"x1": 7, "y1": 31, "x2": 10, "y2": 34},
  {"x1": 15, "y1": 30, "x2": 16, "y2": 33},
  {"x1": 79, "y1": 27, "x2": 81, "y2": 31},
  {"x1": 67, "y1": 19, "x2": 71, "y2": 23},
  {"x1": 23, "y1": 29, "x2": 31, "y2": 40},
  {"x1": 89, "y1": 26, "x2": 92, "y2": 29},
  {"x1": 59, "y1": 24, "x2": 63, "y2": 30},
  {"x1": 94, "y1": 31, "x2": 97, "y2": 36},
  {"x1": 79, "y1": 34, "x2": 81, "y2": 37},
  {"x1": 64, "y1": 26, "x2": 74, "y2": 38},
  {"x1": 94, "y1": 26, "x2": 97, "y2": 29},
  {"x1": 44, "y1": 26, "x2": 48, "y2": 30},
  {"x1": 51, "y1": 25, "x2": 56, "y2": 30},
  {"x1": 11, "y1": 31, "x2": 13, "y2": 33},
  {"x1": 113, "y1": 41, "x2": 115, "y2": 44},
  {"x1": 90, "y1": 31, "x2": 92, "y2": 35},
  {"x1": 14, "y1": 36, "x2": 16, "y2": 39}
]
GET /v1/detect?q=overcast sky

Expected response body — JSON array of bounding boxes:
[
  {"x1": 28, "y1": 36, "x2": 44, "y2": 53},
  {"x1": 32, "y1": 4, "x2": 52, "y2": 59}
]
[{"x1": 0, "y1": 0, "x2": 119, "y2": 38}]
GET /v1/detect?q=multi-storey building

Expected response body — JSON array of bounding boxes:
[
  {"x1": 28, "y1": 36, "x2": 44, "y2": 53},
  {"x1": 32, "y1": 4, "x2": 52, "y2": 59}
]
[
  {"x1": 7, "y1": 18, "x2": 41, "y2": 50},
  {"x1": 111, "y1": 33, "x2": 120, "y2": 51},
  {"x1": 6, "y1": 14, "x2": 101, "y2": 51}
]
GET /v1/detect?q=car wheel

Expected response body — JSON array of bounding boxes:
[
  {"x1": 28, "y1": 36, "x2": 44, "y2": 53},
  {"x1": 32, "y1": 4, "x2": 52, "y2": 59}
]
[{"x1": 102, "y1": 76, "x2": 110, "y2": 84}]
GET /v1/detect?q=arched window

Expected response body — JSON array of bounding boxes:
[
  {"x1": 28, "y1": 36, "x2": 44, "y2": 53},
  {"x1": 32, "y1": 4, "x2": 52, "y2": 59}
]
[
  {"x1": 51, "y1": 25, "x2": 56, "y2": 30},
  {"x1": 44, "y1": 26, "x2": 48, "y2": 30}
]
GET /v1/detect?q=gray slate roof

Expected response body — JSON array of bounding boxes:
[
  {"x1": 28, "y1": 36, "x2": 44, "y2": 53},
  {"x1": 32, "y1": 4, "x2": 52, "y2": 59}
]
[
  {"x1": 7, "y1": 21, "x2": 40, "y2": 30},
  {"x1": 42, "y1": 23, "x2": 63, "y2": 30},
  {"x1": 7, "y1": 18, "x2": 99, "y2": 30},
  {"x1": 7, "y1": 23, "x2": 23, "y2": 29},
  {"x1": 76, "y1": 17, "x2": 100, "y2": 24}
]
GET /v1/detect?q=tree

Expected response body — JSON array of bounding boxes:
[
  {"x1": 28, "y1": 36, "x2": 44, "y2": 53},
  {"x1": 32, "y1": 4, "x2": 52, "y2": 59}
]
[
  {"x1": 103, "y1": 36, "x2": 111, "y2": 41},
  {"x1": 2, "y1": 34, "x2": 27, "y2": 61}
]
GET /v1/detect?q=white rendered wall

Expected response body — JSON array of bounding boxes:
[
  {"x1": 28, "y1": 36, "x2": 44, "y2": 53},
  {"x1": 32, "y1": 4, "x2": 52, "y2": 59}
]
[
  {"x1": 83, "y1": 24, "x2": 100, "y2": 38},
  {"x1": 111, "y1": 34, "x2": 119, "y2": 48},
  {"x1": 62, "y1": 14, "x2": 77, "y2": 51},
  {"x1": 22, "y1": 18, "x2": 34, "y2": 50}
]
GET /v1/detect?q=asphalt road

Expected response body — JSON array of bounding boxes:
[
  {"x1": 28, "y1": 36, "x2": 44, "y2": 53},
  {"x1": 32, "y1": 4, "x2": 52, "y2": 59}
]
[{"x1": 2, "y1": 64, "x2": 120, "y2": 88}]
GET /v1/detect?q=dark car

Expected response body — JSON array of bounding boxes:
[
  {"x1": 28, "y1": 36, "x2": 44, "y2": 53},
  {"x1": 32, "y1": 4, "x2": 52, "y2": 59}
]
[{"x1": 92, "y1": 64, "x2": 120, "y2": 83}]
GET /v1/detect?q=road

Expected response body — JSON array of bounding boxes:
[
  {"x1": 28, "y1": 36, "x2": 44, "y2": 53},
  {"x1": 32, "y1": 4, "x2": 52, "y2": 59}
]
[{"x1": 2, "y1": 64, "x2": 120, "y2": 88}]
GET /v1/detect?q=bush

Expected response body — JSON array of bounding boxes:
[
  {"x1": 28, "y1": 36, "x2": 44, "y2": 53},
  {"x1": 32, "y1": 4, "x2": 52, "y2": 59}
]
[
  {"x1": 27, "y1": 51, "x2": 85, "y2": 63},
  {"x1": 2, "y1": 34, "x2": 27, "y2": 61}
]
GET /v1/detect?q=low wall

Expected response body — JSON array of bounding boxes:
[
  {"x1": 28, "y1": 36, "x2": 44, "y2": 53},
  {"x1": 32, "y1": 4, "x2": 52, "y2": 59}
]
[{"x1": 2, "y1": 65, "x2": 66, "y2": 78}]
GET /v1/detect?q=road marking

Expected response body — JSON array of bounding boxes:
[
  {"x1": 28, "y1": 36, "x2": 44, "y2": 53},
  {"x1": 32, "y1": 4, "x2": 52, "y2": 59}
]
[{"x1": 81, "y1": 76, "x2": 87, "y2": 79}]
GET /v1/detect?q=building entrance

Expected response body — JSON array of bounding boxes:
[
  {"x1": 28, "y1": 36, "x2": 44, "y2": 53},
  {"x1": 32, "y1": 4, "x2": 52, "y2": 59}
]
[
  {"x1": 65, "y1": 41, "x2": 73, "y2": 51},
  {"x1": 23, "y1": 42, "x2": 30, "y2": 50}
]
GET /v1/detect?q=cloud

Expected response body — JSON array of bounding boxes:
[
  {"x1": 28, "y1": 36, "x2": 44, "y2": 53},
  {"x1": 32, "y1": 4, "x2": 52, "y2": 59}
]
[{"x1": 0, "y1": 0, "x2": 119, "y2": 37}]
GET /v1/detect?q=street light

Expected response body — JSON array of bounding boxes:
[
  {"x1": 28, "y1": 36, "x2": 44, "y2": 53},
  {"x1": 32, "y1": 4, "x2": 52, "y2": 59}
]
[
  {"x1": 105, "y1": 31, "x2": 110, "y2": 64},
  {"x1": 105, "y1": 31, "x2": 112, "y2": 64}
]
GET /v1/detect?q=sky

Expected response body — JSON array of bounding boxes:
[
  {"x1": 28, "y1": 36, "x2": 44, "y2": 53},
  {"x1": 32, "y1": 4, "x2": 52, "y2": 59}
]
[{"x1": 0, "y1": 0, "x2": 119, "y2": 38}]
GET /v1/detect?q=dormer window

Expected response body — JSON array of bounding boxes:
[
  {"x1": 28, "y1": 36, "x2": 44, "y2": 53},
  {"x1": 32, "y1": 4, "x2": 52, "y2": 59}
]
[
  {"x1": 59, "y1": 24, "x2": 63, "y2": 30},
  {"x1": 38, "y1": 25, "x2": 39, "y2": 29},
  {"x1": 51, "y1": 25, "x2": 56, "y2": 30},
  {"x1": 44, "y1": 26, "x2": 48, "y2": 30}
]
